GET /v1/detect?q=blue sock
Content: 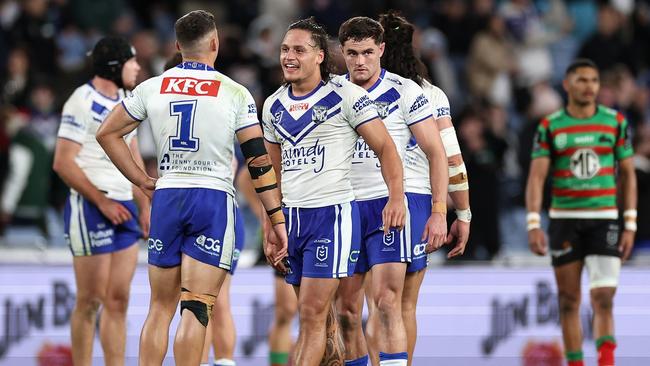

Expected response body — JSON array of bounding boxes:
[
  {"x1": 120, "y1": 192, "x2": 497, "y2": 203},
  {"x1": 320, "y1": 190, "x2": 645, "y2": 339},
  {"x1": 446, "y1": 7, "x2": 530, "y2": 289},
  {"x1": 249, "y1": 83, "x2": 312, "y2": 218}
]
[
  {"x1": 379, "y1": 352, "x2": 408, "y2": 366},
  {"x1": 345, "y1": 354, "x2": 369, "y2": 366}
]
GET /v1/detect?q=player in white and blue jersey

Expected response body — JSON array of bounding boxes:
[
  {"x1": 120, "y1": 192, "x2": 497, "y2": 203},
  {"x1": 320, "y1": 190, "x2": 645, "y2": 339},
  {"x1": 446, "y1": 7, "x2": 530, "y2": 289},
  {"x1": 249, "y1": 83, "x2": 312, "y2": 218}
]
[
  {"x1": 261, "y1": 18, "x2": 406, "y2": 365},
  {"x1": 378, "y1": 11, "x2": 472, "y2": 366},
  {"x1": 96, "y1": 11, "x2": 287, "y2": 366},
  {"x1": 336, "y1": 17, "x2": 449, "y2": 366},
  {"x1": 52, "y1": 36, "x2": 146, "y2": 365}
]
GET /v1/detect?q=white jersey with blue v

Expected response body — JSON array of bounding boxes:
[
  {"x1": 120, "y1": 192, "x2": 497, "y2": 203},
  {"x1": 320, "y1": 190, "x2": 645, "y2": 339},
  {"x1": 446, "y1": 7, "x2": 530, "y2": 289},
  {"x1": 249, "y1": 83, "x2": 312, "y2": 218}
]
[
  {"x1": 262, "y1": 77, "x2": 379, "y2": 208},
  {"x1": 349, "y1": 69, "x2": 432, "y2": 200}
]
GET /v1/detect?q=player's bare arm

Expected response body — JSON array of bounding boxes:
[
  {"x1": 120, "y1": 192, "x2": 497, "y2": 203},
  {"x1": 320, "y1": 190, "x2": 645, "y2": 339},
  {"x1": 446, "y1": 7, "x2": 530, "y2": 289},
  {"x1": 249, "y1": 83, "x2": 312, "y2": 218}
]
[
  {"x1": 436, "y1": 116, "x2": 470, "y2": 258},
  {"x1": 525, "y1": 156, "x2": 551, "y2": 256},
  {"x1": 356, "y1": 118, "x2": 406, "y2": 233},
  {"x1": 236, "y1": 126, "x2": 288, "y2": 271},
  {"x1": 53, "y1": 137, "x2": 132, "y2": 225},
  {"x1": 618, "y1": 157, "x2": 637, "y2": 261},
  {"x1": 409, "y1": 117, "x2": 449, "y2": 252},
  {"x1": 128, "y1": 137, "x2": 151, "y2": 237},
  {"x1": 96, "y1": 104, "x2": 156, "y2": 194}
]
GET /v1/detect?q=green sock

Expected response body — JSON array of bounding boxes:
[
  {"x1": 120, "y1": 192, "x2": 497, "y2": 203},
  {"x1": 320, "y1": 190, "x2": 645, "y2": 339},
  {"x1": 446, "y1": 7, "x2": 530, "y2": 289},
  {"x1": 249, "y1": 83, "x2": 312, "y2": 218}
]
[
  {"x1": 596, "y1": 335, "x2": 616, "y2": 348},
  {"x1": 270, "y1": 352, "x2": 289, "y2": 365},
  {"x1": 565, "y1": 350, "x2": 583, "y2": 361}
]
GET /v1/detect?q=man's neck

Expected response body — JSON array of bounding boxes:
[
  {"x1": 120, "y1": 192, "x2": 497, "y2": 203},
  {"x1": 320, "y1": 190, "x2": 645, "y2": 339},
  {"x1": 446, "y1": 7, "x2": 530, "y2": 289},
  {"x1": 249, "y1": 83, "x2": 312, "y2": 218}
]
[
  {"x1": 357, "y1": 67, "x2": 382, "y2": 91},
  {"x1": 182, "y1": 56, "x2": 215, "y2": 68},
  {"x1": 566, "y1": 102, "x2": 597, "y2": 119},
  {"x1": 291, "y1": 74, "x2": 323, "y2": 97},
  {"x1": 91, "y1": 76, "x2": 118, "y2": 98}
]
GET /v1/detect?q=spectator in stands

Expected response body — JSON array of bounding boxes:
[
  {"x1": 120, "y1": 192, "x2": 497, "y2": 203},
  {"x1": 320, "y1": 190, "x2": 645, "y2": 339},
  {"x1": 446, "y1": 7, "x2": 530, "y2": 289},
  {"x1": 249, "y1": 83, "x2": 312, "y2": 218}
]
[
  {"x1": 457, "y1": 108, "x2": 508, "y2": 260},
  {"x1": 578, "y1": 4, "x2": 635, "y2": 74},
  {"x1": 1, "y1": 83, "x2": 57, "y2": 237},
  {"x1": 467, "y1": 14, "x2": 515, "y2": 107}
]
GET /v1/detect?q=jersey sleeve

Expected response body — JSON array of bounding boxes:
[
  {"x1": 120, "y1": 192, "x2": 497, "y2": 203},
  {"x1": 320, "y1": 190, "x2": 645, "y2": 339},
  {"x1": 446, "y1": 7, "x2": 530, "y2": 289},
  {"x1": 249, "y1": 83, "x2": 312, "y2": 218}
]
[
  {"x1": 261, "y1": 97, "x2": 279, "y2": 144},
  {"x1": 235, "y1": 87, "x2": 260, "y2": 132},
  {"x1": 615, "y1": 113, "x2": 634, "y2": 160},
  {"x1": 121, "y1": 82, "x2": 147, "y2": 122},
  {"x1": 428, "y1": 85, "x2": 451, "y2": 120},
  {"x1": 400, "y1": 80, "x2": 433, "y2": 126},
  {"x1": 531, "y1": 118, "x2": 551, "y2": 159},
  {"x1": 342, "y1": 82, "x2": 379, "y2": 130},
  {"x1": 57, "y1": 91, "x2": 87, "y2": 144}
]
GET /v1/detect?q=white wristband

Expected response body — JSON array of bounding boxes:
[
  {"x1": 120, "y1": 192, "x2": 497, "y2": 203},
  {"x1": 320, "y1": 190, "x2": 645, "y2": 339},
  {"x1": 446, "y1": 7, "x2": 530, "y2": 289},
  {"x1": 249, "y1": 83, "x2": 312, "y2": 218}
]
[
  {"x1": 455, "y1": 208, "x2": 472, "y2": 223},
  {"x1": 624, "y1": 221, "x2": 637, "y2": 232},
  {"x1": 527, "y1": 212, "x2": 541, "y2": 231},
  {"x1": 623, "y1": 209, "x2": 637, "y2": 219}
]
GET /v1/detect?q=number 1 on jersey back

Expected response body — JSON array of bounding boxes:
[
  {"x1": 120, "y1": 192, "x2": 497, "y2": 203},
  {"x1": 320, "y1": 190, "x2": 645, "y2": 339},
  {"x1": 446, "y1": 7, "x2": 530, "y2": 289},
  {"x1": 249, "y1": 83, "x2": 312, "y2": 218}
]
[{"x1": 169, "y1": 100, "x2": 200, "y2": 151}]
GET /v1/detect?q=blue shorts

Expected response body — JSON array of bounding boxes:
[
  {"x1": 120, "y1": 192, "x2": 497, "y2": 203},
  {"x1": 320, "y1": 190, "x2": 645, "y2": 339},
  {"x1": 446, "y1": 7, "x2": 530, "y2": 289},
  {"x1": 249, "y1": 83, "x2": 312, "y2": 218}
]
[
  {"x1": 405, "y1": 193, "x2": 431, "y2": 273},
  {"x1": 64, "y1": 192, "x2": 141, "y2": 256},
  {"x1": 354, "y1": 196, "x2": 410, "y2": 274},
  {"x1": 230, "y1": 207, "x2": 245, "y2": 275},
  {"x1": 148, "y1": 188, "x2": 236, "y2": 270},
  {"x1": 284, "y1": 201, "x2": 361, "y2": 286}
]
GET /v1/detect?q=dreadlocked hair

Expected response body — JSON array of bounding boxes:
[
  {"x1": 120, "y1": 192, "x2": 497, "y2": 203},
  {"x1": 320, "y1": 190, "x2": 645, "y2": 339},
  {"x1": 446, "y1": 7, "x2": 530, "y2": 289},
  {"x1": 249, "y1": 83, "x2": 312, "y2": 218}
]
[
  {"x1": 288, "y1": 17, "x2": 333, "y2": 82},
  {"x1": 378, "y1": 10, "x2": 430, "y2": 86}
]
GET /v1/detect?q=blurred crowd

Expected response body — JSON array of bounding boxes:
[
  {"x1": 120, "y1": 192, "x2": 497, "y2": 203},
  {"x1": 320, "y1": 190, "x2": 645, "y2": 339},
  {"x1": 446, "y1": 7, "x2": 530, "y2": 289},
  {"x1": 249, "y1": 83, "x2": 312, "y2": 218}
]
[{"x1": 1, "y1": 0, "x2": 649, "y2": 261}]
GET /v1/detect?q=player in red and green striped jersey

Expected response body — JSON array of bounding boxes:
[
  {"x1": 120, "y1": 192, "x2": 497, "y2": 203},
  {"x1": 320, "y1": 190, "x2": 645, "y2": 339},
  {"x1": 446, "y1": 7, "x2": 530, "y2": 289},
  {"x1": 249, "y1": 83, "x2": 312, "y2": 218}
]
[{"x1": 525, "y1": 59, "x2": 637, "y2": 366}]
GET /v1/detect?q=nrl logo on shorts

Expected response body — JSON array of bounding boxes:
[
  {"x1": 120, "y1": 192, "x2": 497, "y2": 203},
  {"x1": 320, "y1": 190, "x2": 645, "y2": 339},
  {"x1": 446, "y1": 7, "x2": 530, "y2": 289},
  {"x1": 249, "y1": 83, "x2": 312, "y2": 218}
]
[
  {"x1": 375, "y1": 101, "x2": 390, "y2": 119},
  {"x1": 316, "y1": 245, "x2": 328, "y2": 261},
  {"x1": 312, "y1": 105, "x2": 328, "y2": 124},
  {"x1": 383, "y1": 231, "x2": 395, "y2": 246}
]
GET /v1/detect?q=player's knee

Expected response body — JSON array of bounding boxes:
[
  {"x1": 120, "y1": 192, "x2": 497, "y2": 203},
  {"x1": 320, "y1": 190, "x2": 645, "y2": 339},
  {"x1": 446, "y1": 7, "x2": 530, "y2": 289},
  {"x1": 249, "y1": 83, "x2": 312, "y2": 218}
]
[
  {"x1": 375, "y1": 288, "x2": 400, "y2": 316},
  {"x1": 179, "y1": 287, "x2": 216, "y2": 327},
  {"x1": 401, "y1": 297, "x2": 417, "y2": 315},
  {"x1": 337, "y1": 304, "x2": 362, "y2": 333},
  {"x1": 104, "y1": 289, "x2": 130, "y2": 314},
  {"x1": 298, "y1": 298, "x2": 328, "y2": 323},
  {"x1": 558, "y1": 290, "x2": 581, "y2": 315},
  {"x1": 590, "y1": 289, "x2": 614, "y2": 312},
  {"x1": 275, "y1": 301, "x2": 297, "y2": 326},
  {"x1": 75, "y1": 292, "x2": 104, "y2": 317}
]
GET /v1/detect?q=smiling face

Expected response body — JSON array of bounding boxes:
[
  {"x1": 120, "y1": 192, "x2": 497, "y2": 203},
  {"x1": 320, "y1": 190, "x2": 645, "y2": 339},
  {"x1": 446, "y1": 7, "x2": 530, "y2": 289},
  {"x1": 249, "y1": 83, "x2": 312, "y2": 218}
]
[
  {"x1": 341, "y1": 37, "x2": 384, "y2": 89},
  {"x1": 564, "y1": 66, "x2": 600, "y2": 107},
  {"x1": 280, "y1": 29, "x2": 324, "y2": 85}
]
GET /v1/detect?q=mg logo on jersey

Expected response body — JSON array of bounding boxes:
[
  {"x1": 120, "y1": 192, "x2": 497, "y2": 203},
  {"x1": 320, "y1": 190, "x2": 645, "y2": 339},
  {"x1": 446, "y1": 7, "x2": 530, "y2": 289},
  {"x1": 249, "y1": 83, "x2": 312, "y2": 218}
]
[
  {"x1": 316, "y1": 245, "x2": 328, "y2": 262},
  {"x1": 383, "y1": 231, "x2": 395, "y2": 246},
  {"x1": 312, "y1": 105, "x2": 328, "y2": 124},
  {"x1": 160, "y1": 77, "x2": 220, "y2": 97},
  {"x1": 375, "y1": 101, "x2": 390, "y2": 119},
  {"x1": 289, "y1": 103, "x2": 309, "y2": 112},
  {"x1": 570, "y1": 148, "x2": 600, "y2": 179},
  {"x1": 148, "y1": 238, "x2": 163, "y2": 252}
]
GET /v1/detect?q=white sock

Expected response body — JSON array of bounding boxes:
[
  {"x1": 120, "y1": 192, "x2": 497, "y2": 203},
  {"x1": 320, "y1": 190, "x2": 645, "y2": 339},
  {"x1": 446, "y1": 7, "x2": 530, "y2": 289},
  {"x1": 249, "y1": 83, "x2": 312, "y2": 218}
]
[{"x1": 214, "y1": 359, "x2": 236, "y2": 366}]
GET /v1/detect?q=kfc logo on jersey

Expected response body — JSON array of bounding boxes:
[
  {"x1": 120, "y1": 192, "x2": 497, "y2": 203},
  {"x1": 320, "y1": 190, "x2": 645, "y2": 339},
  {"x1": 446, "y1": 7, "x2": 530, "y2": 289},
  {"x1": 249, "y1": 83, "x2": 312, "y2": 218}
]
[{"x1": 160, "y1": 77, "x2": 220, "y2": 97}]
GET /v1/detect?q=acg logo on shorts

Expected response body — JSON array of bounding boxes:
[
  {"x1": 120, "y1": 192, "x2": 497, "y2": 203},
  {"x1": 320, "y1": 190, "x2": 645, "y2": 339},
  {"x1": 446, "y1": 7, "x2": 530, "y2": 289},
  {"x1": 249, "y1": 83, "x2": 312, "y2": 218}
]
[
  {"x1": 413, "y1": 243, "x2": 427, "y2": 257},
  {"x1": 195, "y1": 235, "x2": 221, "y2": 253},
  {"x1": 148, "y1": 238, "x2": 163, "y2": 252},
  {"x1": 349, "y1": 250, "x2": 360, "y2": 263}
]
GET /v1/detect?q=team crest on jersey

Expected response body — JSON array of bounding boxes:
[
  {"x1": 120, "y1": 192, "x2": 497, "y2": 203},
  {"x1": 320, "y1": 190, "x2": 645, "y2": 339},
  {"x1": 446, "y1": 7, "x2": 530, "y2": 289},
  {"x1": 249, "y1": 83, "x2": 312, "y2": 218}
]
[
  {"x1": 375, "y1": 101, "x2": 390, "y2": 119},
  {"x1": 312, "y1": 105, "x2": 328, "y2": 124},
  {"x1": 273, "y1": 111, "x2": 284, "y2": 125}
]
